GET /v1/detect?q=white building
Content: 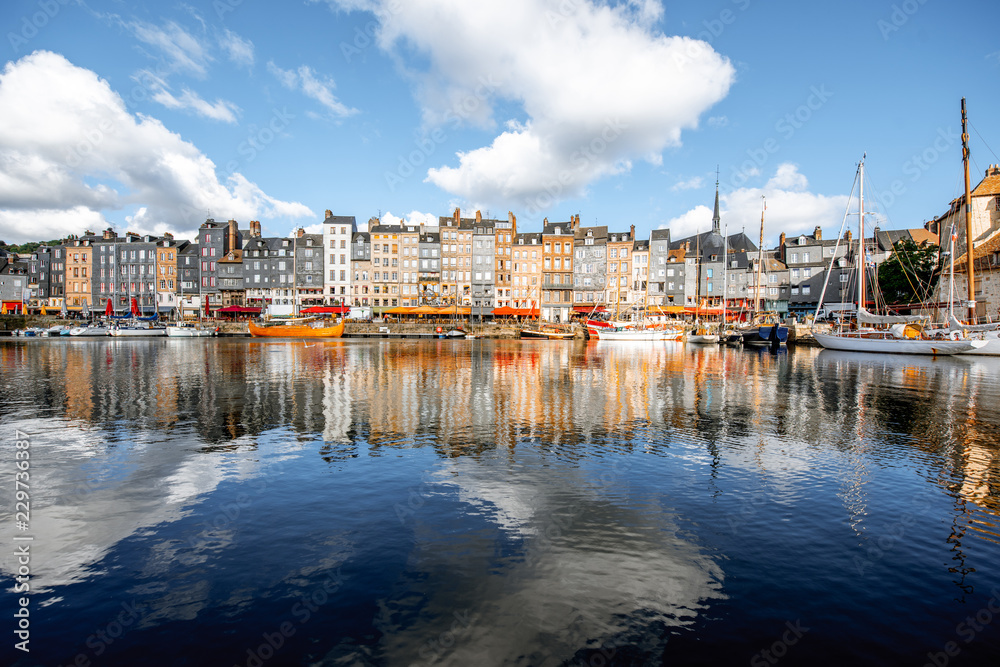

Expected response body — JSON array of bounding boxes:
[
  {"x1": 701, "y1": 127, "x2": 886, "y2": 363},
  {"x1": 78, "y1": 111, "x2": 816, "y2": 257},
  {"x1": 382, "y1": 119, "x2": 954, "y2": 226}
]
[{"x1": 322, "y1": 210, "x2": 357, "y2": 305}]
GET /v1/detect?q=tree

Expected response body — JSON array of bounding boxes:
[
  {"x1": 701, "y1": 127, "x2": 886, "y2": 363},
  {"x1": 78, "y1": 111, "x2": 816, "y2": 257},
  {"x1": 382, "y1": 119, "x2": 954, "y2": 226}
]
[{"x1": 877, "y1": 239, "x2": 941, "y2": 305}]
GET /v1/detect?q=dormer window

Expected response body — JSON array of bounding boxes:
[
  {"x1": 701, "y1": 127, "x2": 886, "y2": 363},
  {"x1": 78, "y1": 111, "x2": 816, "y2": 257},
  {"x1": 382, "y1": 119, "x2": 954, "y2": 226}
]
[
  {"x1": 555, "y1": 227, "x2": 561, "y2": 235},
  {"x1": 798, "y1": 236, "x2": 806, "y2": 245}
]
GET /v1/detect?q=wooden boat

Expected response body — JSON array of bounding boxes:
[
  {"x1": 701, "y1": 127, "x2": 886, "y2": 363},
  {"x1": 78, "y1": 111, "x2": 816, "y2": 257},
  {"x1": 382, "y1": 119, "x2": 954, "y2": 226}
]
[
  {"x1": 521, "y1": 326, "x2": 575, "y2": 340},
  {"x1": 248, "y1": 319, "x2": 345, "y2": 338},
  {"x1": 687, "y1": 326, "x2": 720, "y2": 344}
]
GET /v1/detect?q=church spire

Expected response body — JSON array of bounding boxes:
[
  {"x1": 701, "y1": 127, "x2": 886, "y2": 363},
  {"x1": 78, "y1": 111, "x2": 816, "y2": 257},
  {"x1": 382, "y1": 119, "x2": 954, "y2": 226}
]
[{"x1": 711, "y1": 166, "x2": 721, "y2": 235}]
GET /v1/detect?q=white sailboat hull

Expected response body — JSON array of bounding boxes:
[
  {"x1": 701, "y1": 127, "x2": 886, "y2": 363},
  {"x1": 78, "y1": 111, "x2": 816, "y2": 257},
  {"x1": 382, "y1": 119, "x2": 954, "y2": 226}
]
[
  {"x1": 69, "y1": 326, "x2": 109, "y2": 336},
  {"x1": 109, "y1": 326, "x2": 167, "y2": 337},
  {"x1": 813, "y1": 331, "x2": 985, "y2": 355},
  {"x1": 165, "y1": 326, "x2": 215, "y2": 337},
  {"x1": 687, "y1": 334, "x2": 720, "y2": 344},
  {"x1": 593, "y1": 328, "x2": 683, "y2": 341},
  {"x1": 960, "y1": 332, "x2": 1000, "y2": 355}
]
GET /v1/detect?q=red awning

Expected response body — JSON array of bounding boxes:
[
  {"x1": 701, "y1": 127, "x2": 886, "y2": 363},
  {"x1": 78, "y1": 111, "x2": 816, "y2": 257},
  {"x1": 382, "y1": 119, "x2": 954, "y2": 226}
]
[
  {"x1": 492, "y1": 306, "x2": 518, "y2": 316},
  {"x1": 217, "y1": 306, "x2": 262, "y2": 313},
  {"x1": 300, "y1": 306, "x2": 349, "y2": 314},
  {"x1": 573, "y1": 305, "x2": 606, "y2": 313}
]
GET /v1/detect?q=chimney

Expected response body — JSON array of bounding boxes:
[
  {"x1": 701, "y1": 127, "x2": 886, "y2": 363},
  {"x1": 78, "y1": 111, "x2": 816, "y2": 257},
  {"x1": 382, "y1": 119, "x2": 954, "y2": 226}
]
[
  {"x1": 543, "y1": 217, "x2": 548, "y2": 225},
  {"x1": 296, "y1": 227, "x2": 305, "y2": 238},
  {"x1": 454, "y1": 207, "x2": 461, "y2": 225},
  {"x1": 324, "y1": 209, "x2": 332, "y2": 220},
  {"x1": 250, "y1": 221, "x2": 261, "y2": 238},
  {"x1": 103, "y1": 228, "x2": 117, "y2": 240},
  {"x1": 845, "y1": 230, "x2": 853, "y2": 242},
  {"x1": 83, "y1": 229, "x2": 95, "y2": 236},
  {"x1": 475, "y1": 210, "x2": 482, "y2": 224},
  {"x1": 814, "y1": 226, "x2": 822, "y2": 240},
  {"x1": 779, "y1": 232, "x2": 786, "y2": 247},
  {"x1": 987, "y1": 165, "x2": 1000, "y2": 177},
  {"x1": 228, "y1": 219, "x2": 238, "y2": 252},
  {"x1": 630, "y1": 224, "x2": 635, "y2": 240},
  {"x1": 508, "y1": 211, "x2": 516, "y2": 232},
  {"x1": 163, "y1": 232, "x2": 173, "y2": 241}
]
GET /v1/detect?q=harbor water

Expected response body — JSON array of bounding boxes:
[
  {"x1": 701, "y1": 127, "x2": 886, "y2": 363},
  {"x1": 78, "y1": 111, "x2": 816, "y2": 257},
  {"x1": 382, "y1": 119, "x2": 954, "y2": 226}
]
[{"x1": 1, "y1": 338, "x2": 999, "y2": 666}]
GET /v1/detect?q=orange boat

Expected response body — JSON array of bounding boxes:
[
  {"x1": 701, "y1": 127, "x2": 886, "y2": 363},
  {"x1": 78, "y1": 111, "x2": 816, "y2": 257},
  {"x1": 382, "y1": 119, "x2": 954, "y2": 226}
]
[{"x1": 248, "y1": 319, "x2": 345, "y2": 338}]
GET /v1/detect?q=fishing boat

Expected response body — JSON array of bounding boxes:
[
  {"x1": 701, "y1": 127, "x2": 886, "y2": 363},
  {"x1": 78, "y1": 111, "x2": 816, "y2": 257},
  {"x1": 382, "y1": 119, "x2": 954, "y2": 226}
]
[
  {"x1": 248, "y1": 319, "x2": 345, "y2": 338},
  {"x1": 46, "y1": 324, "x2": 70, "y2": 336},
  {"x1": 166, "y1": 323, "x2": 217, "y2": 337},
  {"x1": 521, "y1": 326, "x2": 576, "y2": 340},
  {"x1": 812, "y1": 155, "x2": 984, "y2": 355}
]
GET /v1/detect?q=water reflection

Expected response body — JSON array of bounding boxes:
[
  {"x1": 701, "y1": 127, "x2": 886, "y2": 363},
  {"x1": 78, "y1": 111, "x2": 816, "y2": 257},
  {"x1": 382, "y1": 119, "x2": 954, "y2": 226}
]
[{"x1": 1, "y1": 339, "x2": 999, "y2": 664}]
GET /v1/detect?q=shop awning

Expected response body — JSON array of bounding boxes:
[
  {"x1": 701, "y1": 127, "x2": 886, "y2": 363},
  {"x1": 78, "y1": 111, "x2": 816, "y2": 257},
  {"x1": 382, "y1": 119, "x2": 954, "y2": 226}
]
[
  {"x1": 649, "y1": 305, "x2": 685, "y2": 314},
  {"x1": 217, "y1": 305, "x2": 262, "y2": 313},
  {"x1": 300, "y1": 306, "x2": 349, "y2": 314},
  {"x1": 572, "y1": 305, "x2": 606, "y2": 314}
]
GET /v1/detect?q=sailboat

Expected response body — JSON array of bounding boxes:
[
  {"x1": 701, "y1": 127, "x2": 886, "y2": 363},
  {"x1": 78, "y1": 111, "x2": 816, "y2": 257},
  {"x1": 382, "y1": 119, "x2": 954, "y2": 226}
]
[
  {"x1": 938, "y1": 98, "x2": 1000, "y2": 355},
  {"x1": 740, "y1": 197, "x2": 789, "y2": 347},
  {"x1": 812, "y1": 155, "x2": 985, "y2": 355}
]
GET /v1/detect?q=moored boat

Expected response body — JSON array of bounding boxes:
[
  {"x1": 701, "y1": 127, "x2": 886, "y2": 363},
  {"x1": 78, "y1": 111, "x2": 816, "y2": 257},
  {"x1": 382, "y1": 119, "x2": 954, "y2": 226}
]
[
  {"x1": 248, "y1": 319, "x2": 345, "y2": 338},
  {"x1": 521, "y1": 326, "x2": 575, "y2": 340},
  {"x1": 69, "y1": 324, "x2": 109, "y2": 336},
  {"x1": 166, "y1": 324, "x2": 217, "y2": 337},
  {"x1": 109, "y1": 321, "x2": 167, "y2": 336}
]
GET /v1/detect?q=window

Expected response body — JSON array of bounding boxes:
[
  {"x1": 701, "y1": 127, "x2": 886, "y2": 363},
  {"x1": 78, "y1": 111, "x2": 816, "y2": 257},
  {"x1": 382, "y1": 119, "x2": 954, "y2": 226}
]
[
  {"x1": 802, "y1": 285, "x2": 811, "y2": 295},
  {"x1": 839, "y1": 273, "x2": 848, "y2": 283},
  {"x1": 706, "y1": 268, "x2": 713, "y2": 278},
  {"x1": 790, "y1": 253, "x2": 798, "y2": 263},
  {"x1": 803, "y1": 252, "x2": 810, "y2": 262},
  {"x1": 769, "y1": 287, "x2": 778, "y2": 296}
]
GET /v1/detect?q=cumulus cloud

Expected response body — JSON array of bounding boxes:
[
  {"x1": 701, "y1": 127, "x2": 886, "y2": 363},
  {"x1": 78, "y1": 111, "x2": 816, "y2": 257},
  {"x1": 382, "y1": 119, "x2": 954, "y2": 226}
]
[
  {"x1": 325, "y1": 0, "x2": 734, "y2": 212},
  {"x1": 0, "y1": 51, "x2": 312, "y2": 244},
  {"x1": 267, "y1": 61, "x2": 358, "y2": 119},
  {"x1": 381, "y1": 210, "x2": 438, "y2": 227},
  {"x1": 661, "y1": 164, "x2": 849, "y2": 245}
]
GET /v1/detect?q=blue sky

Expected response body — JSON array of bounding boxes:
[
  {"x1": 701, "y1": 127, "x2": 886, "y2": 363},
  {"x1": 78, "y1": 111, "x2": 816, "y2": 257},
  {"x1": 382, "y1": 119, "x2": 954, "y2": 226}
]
[{"x1": 1, "y1": 0, "x2": 998, "y2": 248}]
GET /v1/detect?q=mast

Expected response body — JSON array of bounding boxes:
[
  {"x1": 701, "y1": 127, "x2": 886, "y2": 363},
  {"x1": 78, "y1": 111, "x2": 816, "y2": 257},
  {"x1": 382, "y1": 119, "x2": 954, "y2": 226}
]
[
  {"x1": 755, "y1": 197, "x2": 765, "y2": 314},
  {"x1": 722, "y1": 224, "x2": 728, "y2": 325},
  {"x1": 858, "y1": 156, "x2": 866, "y2": 313},
  {"x1": 962, "y1": 97, "x2": 975, "y2": 323}
]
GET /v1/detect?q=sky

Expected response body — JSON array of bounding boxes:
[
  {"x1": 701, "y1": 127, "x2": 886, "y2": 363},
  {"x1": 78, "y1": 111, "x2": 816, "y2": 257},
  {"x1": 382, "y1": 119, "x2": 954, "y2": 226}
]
[{"x1": 1, "y1": 0, "x2": 999, "y2": 249}]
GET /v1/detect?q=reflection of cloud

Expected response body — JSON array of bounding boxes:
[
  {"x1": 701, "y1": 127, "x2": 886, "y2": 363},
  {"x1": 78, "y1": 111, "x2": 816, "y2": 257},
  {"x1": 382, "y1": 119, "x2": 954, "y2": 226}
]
[
  {"x1": 7, "y1": 424, "x2": 240, "y2": 594},
  {"x1": 378, "y1": 458, "x2": 724, "y2": 665}
]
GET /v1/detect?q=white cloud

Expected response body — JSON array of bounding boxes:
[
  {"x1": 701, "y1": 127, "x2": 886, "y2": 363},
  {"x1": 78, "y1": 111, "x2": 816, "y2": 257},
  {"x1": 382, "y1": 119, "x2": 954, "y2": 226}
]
[
  {"x1": 671, "y1": 175, "x2": 703, "y2": 191},
  {"x1": 126, "y1": 19, "x2": 211, "y2": 77},
  {"x1": 660, "y1": 164, "x2": 850, "y2": 246},
  {"x1": 381, "y1": 210, "x2": 438, "y2": 227},
  {"x1": 151, "y1": 86, "x2": 240, "y2": 123},
  {"x1": 766, "y1": 163, "x2": 808, "y2": 191},
  {"x1": 326, "y1": 0, "x2": 734, "y2": 212},
  {"x1": 0, "y1": 51, "x2": 312, "y2": 244},
  {"x1": 267, "y1": 61, "x2": 358, "y2": 119},
  {"x1": 219, "y1": 29, "x2": 254, "y2": 68}
]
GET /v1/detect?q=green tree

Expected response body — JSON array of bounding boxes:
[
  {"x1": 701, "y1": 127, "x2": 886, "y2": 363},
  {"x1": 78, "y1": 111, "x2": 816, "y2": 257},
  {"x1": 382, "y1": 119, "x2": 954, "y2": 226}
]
[{"x1": 877, "y1": 239, "x2": 940, "y2": 305}]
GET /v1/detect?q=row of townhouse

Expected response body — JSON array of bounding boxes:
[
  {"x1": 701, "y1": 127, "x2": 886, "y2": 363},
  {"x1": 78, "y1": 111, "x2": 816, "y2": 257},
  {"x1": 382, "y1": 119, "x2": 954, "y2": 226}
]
[{"x1": 13, "y1": 188, "x2": 939, "y2": 319}]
